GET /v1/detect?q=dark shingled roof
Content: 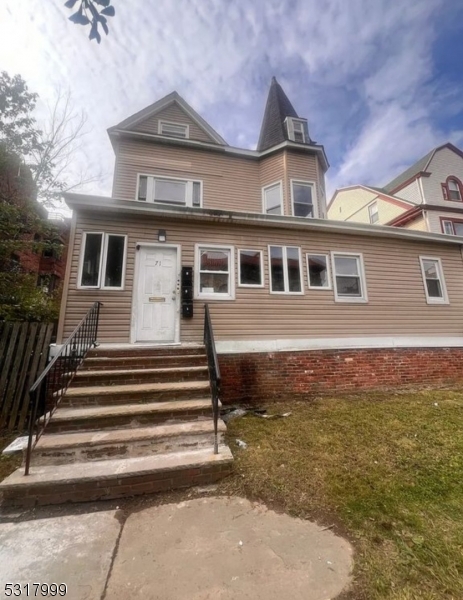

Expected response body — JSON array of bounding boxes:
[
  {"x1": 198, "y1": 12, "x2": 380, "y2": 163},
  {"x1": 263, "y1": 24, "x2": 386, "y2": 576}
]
[
  {"x1": 257, "y1": 77, "x2": 299, "y2": 152},
  {"x1": 383, "y1": 149, "x2": 435, "y2": 193}
]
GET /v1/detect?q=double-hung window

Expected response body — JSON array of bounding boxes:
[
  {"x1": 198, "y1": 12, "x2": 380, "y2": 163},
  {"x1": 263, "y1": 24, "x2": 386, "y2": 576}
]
[
  {"x1": 269, "y1": 246, "x2": 303, "y2": 294},
  {"x1": 291, "y1": 181, "x2": 316, "y2": 218},
  {"x1": 307, "y1": 254, "x2": 331, "y2": 289},
  {"x1": 441, "y1": 219, "x2": 463, "y2": 236},
  {"x1": 419, "y1": 257, "x2": 448, "y2": 304},
  {"x1": 79, "y1": 232, "x2": 127, "y2": 290},
  {"x1": 263, "y1": 182, "x2": 283, "y2": 215},
  {"x1": 195, "y1": 245, "x2": 234, "y2": 300},
  {"x1": 331, "y1": 252, "x2": 367, "y2": 302},
  {"x1": 368, "y1": 202, "x2": 379, "y2": 224},
  {"x1": 137, "y1": 175, "x2": 202, "y2": 207}
]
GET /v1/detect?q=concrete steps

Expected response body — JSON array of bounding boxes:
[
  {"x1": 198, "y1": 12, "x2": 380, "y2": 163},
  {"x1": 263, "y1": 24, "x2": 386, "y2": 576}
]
[
  {"x1": 32, "y1": 421, "x2": 227, "y2": 466},
  {"x1": 71, "y1": 366, "x2": 209, "y2": 387},
  {"x1": 0, "y1": 345, "x2": 233, "y2": 507},
  {"x1": 80, "y1": 353, "x2": 208, "y2": 371},
  {"x1": 0, "y1": 446, "x2": 233, "y2": 507},
  {"x1": 44, "y1": 399, "x2": 215, "y2": 432},
  {"x1": 59, "y1": 380, "x2": 211, "y2": 407}
]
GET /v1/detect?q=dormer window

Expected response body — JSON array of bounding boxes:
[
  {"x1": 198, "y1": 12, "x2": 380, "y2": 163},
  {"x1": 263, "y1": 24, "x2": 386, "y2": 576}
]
[
  {"x1": 158, "y1": 121, "x2": 189, "y2": 139},
  {"x1": 286, "y1": 118, "x2": 309, "y2": 144},
  {"x1": 448, "y1": 179, "x2": 461, "y2": 201},
  {"x1": 442, "y1": 177, "x2": 463, "y2": 202}
]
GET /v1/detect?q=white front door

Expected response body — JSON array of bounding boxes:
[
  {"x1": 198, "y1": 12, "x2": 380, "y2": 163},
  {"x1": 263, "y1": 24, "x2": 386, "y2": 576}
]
[{"x1": 135, "y1": 246, "x2": 179, "y2": 343}]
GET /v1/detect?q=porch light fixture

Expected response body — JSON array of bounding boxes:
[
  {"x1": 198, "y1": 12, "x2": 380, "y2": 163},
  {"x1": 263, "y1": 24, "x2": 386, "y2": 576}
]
[{"x1": 158, "y1": 229, "x2": 167, "y2": 243}]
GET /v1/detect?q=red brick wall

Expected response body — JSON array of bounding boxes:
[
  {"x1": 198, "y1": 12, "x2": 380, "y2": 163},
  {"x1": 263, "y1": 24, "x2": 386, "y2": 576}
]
[{"x1": 218, "y1": 347, "x2": 463, "y2": 404}]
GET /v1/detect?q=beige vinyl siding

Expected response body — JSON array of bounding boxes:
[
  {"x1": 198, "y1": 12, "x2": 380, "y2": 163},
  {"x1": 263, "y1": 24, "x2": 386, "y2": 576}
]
[
  {"x1": 60, "y1": 210, "x2": 463, "y2": 344},
  {"x1": 284, "y1": 151, "x2": 319, "y2": 216},
  {"x1": 395, "y1": 179, "x2": 422, "y2": 204},
  {"x1": 259, "y1": 153, "x2": 285, "y2": 213},
  {"x1": 405, "y1": 216, "x2": 428, "y2": 232},
  {"x1": 112, "y1": 138, "x2": 260, "y2": 211},
  {"x1": 422, "y1": 147, "x2": 463, "y2": 206},
  {"x1": 132, "y1": 103, "x2": 217, "y2": 144}
]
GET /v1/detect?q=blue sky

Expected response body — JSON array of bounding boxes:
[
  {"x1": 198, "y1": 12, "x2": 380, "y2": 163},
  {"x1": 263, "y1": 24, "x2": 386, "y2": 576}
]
[{"x1": 1, "y1": 0, "x2": 463, "y2": 200}]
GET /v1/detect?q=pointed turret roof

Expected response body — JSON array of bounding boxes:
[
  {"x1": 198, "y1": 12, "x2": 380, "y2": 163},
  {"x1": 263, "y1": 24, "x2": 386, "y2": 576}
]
[{"x1": 257, "y1": 77, "x2": 299, "y2": 152}]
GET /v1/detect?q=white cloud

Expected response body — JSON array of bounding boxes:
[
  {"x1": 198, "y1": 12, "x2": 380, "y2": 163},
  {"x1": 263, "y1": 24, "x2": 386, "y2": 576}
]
[{"x1": 0, "y1": 0, "x2": 461, "y2": 204}]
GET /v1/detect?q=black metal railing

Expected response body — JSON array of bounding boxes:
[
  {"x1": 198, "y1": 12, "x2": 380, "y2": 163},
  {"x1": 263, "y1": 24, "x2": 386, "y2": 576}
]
[
  {"x1": 204, "y1": 304, "x2": 220, "y2": 455},
  {"x1": 24, "y1": 301, "x2": 102, "y2": 475}
]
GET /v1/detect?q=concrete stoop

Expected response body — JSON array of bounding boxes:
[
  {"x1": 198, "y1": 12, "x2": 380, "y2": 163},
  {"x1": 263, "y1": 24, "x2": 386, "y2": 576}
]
[{"x1": 0, "y1": 345, "x2": 233, "y2": 507}]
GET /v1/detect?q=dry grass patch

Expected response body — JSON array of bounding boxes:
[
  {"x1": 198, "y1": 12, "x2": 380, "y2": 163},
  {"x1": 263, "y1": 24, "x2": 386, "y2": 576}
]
[
  {"x1": 221, "y1": 390, "x2": 463, "y2": 599},
  {"x1": 0, "y1": 431, "x2": 22, "y2": 482}
]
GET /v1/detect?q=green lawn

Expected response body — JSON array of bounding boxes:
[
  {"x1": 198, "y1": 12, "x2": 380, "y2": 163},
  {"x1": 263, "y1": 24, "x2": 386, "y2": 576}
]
[{"x1": 222, "y1": 390, "x2": 463, "y2": 599}]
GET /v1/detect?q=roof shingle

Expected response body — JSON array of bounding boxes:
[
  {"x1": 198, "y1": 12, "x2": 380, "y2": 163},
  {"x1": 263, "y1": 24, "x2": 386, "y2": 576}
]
[{"x1": 257, "y1": 77, "x2": 299, "y2": 152}]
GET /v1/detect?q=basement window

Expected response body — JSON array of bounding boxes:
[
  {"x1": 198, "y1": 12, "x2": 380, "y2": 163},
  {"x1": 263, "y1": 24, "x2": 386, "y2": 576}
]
[
  {"x1": 419, "y1": 257, "x2": 448, "y2": 304},
  {"x1": 79, "y1": 232, "x2": 127, "y2": 290}
]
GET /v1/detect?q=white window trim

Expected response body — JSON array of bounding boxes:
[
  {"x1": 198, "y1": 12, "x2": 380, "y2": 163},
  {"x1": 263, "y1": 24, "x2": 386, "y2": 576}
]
[
  {"x1": 331, "y1": 251, "x2": 368, "y2": 303},
  {"x1": 290, "y1": 179, "x2": 318, "y2": 218},
  {"x1": 237, "y1": 249, "x2": 264, "y2": 288},
  {"x1": 306, "y1": 253, "x2": 332, "y2": 290},
  {"x1": 136, "y1": 173, "x2": 203, "y2": 208},
  {"x1": 268, "y1": 245, "x2": 304, "y2": 295},
  {"x1": 78, "y1": 232, "x2": 127, "y2": 291},
  {"x1": 442, "y1": 220, "x2": 455, "y2": 235},
  {"x1": 368, "y1": 201, "x2": 379, "y2": 224},
  {"x1": 158, "y1": 120, "x2": 189, "y2": 139},
  {"x1": 285, "y1": 117, "x2": 308, "y2": 143},
  {"x1": 194, "y1": 244, "x2": 235, "y2": 301},
  {"x1": 419, "y1": 256, "x2": 449, "y2": 305},
  {"x1": 262, "y1": 180, "x2": 284, "y2": 216}
]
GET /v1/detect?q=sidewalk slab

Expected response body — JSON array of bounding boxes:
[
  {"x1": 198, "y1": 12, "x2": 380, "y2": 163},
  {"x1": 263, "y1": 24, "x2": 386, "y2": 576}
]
[
  {"x1": 0, "y1": 511, "x2": 120, "y2": 600},
  {"x1": 106, "y1": 497, "x2": 353, "y2": 600}
]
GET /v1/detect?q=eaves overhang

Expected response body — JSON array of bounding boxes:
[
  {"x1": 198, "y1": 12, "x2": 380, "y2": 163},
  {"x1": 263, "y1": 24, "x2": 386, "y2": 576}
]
[{"x1": 63, "y1": 193, "x2": 463, "y2": 246}]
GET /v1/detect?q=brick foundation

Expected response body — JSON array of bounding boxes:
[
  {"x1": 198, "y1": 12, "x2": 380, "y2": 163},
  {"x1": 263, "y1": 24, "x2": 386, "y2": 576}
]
[{"x1": 218, "y1": 347, "x2": 463, "y2": 404}]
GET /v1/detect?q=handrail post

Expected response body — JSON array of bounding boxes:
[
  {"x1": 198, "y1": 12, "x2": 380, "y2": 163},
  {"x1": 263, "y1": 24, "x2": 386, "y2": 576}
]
[
  {"x1": 204, "y1": 304, "x2": 220, "y2": 455},
  {"x1": 24, "y1": 301, "x2": 102, "y2": 475}
]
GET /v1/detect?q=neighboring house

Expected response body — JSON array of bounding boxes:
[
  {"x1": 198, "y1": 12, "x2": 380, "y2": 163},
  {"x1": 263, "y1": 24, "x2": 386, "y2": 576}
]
[
  {"x1": 328, "y1": 185, "x2": 414, "y2": 226},
  {"x1": 58, "y1": 78, "x2": 463, "y2": 400},
  {"x1": 0, "y1": 144, "x2": 70, "y2": 295},
  {"x1": 328, "y1": 143, "x2": 463, "y2": 235}
]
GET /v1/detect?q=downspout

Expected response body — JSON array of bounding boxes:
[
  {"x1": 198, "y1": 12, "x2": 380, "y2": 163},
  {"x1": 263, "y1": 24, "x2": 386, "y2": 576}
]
[{"x1": 417, "y1": 176, "x2": 430, "y2": 231}]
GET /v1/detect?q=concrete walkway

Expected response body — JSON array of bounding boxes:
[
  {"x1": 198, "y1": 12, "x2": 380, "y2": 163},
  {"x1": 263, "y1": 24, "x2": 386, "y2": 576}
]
[{"x1": 0, "y1": 497, "x2": 353, "y2": 600}]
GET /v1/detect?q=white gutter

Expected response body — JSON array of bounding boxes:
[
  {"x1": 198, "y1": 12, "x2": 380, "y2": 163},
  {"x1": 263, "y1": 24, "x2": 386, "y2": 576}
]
[{"x1": 64, "y1": 193, "x2": 463, "y2": 246}]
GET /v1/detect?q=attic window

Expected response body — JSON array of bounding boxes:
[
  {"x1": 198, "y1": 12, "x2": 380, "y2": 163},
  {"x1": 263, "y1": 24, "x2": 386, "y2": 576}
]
[
  {"x1": 286, "y1": 118, "x2": 309, "y2": 144},
  {"x1": 158, "y1": 121, "x2": 189, "y2": 139}
]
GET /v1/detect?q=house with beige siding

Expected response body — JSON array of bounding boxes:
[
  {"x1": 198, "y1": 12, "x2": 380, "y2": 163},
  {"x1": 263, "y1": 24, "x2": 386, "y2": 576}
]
[
  {"x1": 328, "y1": 143, "x2": 463, "y2": 235},
  {"x1": 57, "y1": 78, "x2": 463, "y2": 399},
  {"x1": 6, "y1": 78, "x2": 463, "y2": 507}
]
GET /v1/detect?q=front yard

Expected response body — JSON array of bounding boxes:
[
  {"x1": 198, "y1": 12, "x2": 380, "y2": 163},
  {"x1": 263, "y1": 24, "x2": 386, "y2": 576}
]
[
  {"x1": 223, "y1": 389, "x2": 463, "y2": 600},
  {"x1": 0, "y1": 432, "x2": 21, "y2": 483}
]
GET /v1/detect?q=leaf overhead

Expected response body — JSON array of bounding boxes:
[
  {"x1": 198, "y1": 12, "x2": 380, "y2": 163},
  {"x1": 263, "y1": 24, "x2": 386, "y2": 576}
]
[
  {"x1": 101, "y1": 6, "x2": 115, "y2": 17},
  {"x1": 64, "y1": 0, "x2": 79, "y2": 7}
]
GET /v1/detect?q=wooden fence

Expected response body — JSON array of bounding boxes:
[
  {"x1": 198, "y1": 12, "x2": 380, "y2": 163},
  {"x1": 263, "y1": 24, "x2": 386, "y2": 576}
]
[{"x1": 0, "y1": 322, "x2": 54, "y2": 431}]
